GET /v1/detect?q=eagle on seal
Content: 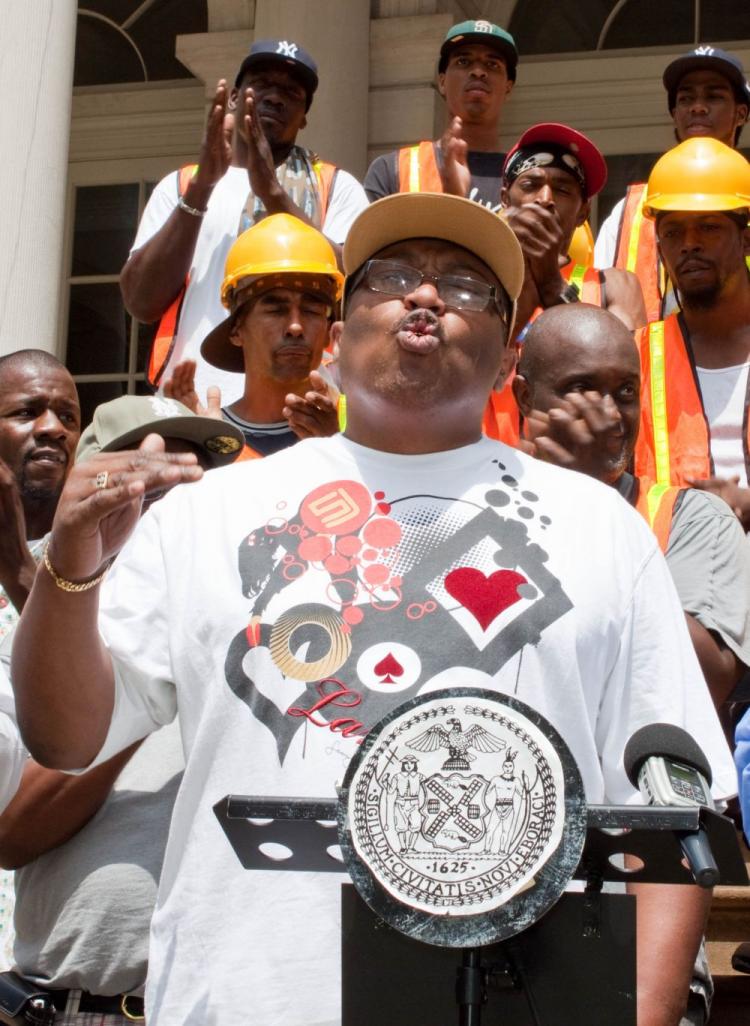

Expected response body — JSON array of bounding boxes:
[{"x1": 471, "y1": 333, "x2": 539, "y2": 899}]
[{"x1": 407, "y1": 717, "x2": 506, "y2": 770}]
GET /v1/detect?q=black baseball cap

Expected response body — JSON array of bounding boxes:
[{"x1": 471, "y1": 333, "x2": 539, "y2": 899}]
[
  {"x1": 438, "y1": 20, "x2": 518, "y2": 81},
  {"x1": 663, "y1": 46, "x2": 750, "y2": 111},
  {"x1": 235, "y1": 39, "x2": 319, "y2": 109}
]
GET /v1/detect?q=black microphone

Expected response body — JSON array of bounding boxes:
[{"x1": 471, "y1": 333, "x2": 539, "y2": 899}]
[{"x1": 624, "y1": 723, "x2": 719, "y2": 888}]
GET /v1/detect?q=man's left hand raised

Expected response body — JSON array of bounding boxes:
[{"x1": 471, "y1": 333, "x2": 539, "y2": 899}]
[
  {"x1": 283, "y1": 370, "x2": 339, "y2": 439},
  {"x1": 439, "y1": 117, "x2": 472, "y2": 198}
]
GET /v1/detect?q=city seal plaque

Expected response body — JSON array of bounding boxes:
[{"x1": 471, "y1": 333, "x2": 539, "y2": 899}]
[{"x1": 338, "y1": 688, "x2": 586, "y2": 947}]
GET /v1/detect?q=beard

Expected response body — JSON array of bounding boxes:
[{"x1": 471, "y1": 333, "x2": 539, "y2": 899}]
[
  {"x1": 680, "y1": 282, "x2": 722, "y2": 310},
  {"x1": 19, "y1": 470, "x2": 64, "y2": 508}
]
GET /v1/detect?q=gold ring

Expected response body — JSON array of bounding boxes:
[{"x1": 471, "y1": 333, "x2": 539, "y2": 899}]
[{"x1": 95, "y1": 471, "x2": 109, "y2": 490}]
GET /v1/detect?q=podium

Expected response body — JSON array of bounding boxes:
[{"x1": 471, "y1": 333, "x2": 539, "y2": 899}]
[
  {"x1": 214, "y1": 797, "x2": 747, "y2": 1026},
  {"x1": 214, "y1": 689, "x2": 748, "y2": 1026}
]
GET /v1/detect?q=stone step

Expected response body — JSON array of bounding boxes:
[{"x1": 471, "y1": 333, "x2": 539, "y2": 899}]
[{"x1": 706, "y1": 833, "x2": 750, "y2": 978}]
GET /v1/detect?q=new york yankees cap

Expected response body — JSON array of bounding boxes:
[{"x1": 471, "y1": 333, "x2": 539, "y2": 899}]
[
  {"x1": 235, "y1": 39, "x2": 319, "y2": 109},
  {"x1": 663, "y1": 46, "x2": 750, "y2": 110}
]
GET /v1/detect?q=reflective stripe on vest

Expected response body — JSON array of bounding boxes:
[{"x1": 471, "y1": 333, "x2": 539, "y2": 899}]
[
  {"x1": 525, "y1": 263, "x2": 602, "y2": 329},
  {"x1": 564, "y1": 262, "x2": 601, "y2": 304},
  {"x1": 647, "y1": 320, "x2": 672, "y2": 485},
  {"x1": 614, "y1": 183, "x2": 663, "y2": 323},
  {"x1": 634, "y1": 314, "x2": 714, "y2": 485},
  {"x1": 397, "y1": 141, "x2": 444, "y2": 193},
  {"x1": 146, "y1": 161, "x2": 338, "y2": 389},
  {"x1": 633, "y1": 480, "x2": 681, "y2": 553}
]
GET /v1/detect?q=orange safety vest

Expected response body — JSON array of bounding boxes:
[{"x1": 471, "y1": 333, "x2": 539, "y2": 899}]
[
  {"x1": 483, "y1": 263, "x2": 605, "y2": 446},
  {"x1": 147, "y1": 160, "x2": 339, "y2": 388},
  {"x1": 613, "y1": 183, "x2": 664, "y2": 324},
  {"x1": 235, "y1": 444, "x2": 263, "y2": 462},
  {"x1": 632, "y1": 478, "x2": 682, "y2": 553},
  {"x1": 634, "y1": 313, "x2": 750, "y2": 486},
  {"x1": 397, "y1": 141, "x2": 446, "y2": 193}
]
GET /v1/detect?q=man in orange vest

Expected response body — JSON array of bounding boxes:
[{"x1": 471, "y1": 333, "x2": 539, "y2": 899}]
[
  {"x1": 634, "y1": 137, "x2": 750, "y2": 530},
  {"x1": 502, "y1": 123, "x2": 646, "y2": 333},
  {"x1": 120, "y1": 39, "x2": 367, "y2": 405},
  {"x1": 595, "y1": 46, "x2": 750, "y2": 321},
  {"x1": 364, "y1": 20, "x2": 517, "y2": 211},
  {"x1": 481, "y1": 124, "x2": 646, "y2": 446},
  {"x1": 514, "y1": 303, "x2": 750, "y2": 712}
]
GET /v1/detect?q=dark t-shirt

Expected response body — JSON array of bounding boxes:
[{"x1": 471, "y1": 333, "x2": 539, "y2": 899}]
[
  {"x1": 221, "y1": 408, "x2": 298, "y2": 457},
  {"x1": 364, "y1": 144, "x2": 506, "y2": 212}
]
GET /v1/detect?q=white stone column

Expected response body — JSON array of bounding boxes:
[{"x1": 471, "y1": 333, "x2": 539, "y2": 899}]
[
  {"x1": 0, "y1": 0, "x2": 77, "y2": 357},
  {"x1": 254, "y1": 0, "x2": 371, "y2": 179}
]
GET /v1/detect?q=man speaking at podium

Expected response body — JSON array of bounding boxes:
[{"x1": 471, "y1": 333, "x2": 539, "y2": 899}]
[{"x1": 11, "y1": 193, "x2": 734, "y2": 1026}]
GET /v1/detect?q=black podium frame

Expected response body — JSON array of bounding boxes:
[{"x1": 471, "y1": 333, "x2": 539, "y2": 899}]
[
  {"x1": 213, "y1": 796, "x2": 748, "y2": 1026},
  {"x1": 214, "y1": 795, "x2": 748, "y2": 886}
]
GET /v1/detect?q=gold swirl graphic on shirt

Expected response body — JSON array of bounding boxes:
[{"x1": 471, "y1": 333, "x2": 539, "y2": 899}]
[{"x1": 269, "y1": 604, "x2": 352, "y2": 681}]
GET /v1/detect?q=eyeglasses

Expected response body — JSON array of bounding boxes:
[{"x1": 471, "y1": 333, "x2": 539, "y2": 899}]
[{"x1": 352, "y1": 259, "x2": 508, "y2": 321}]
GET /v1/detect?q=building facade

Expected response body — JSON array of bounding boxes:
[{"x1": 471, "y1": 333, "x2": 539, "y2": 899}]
[{"x1": 3, "y1": 0, "x2": 750, "y2": 420}]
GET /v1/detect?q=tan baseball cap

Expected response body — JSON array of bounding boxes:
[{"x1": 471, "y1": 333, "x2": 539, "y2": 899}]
[
  {"x1": 343, "y1": 193, "x2": 524, "y2": 327},
  {"x1": 76, "y1": 395, "x2": 244, "y2": 468}
]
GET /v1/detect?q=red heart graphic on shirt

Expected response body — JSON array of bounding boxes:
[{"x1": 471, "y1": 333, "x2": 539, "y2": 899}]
[{"x1": 444, "y1": 568, "x2": 528, "y2": 631}]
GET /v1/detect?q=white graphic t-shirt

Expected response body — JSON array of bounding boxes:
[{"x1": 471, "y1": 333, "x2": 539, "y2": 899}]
[{"x1": 92, "y1": 435, "x2": 734, "y2": 1026}]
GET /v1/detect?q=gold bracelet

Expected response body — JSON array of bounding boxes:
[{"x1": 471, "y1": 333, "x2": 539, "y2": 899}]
[{"x1": 42, "y1": 540, "x2": 108, "y2": 593}]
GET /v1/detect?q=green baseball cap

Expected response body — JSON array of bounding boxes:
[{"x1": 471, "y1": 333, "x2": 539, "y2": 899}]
[
  {"x1": 76, "y1": 395, "x2": 244, "y2": 468},
  {"x1": 438, "y1": 20, "x2": 518, "y2": 80}
]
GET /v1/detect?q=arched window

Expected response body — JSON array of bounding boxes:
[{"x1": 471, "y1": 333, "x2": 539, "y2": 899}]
[
  {"x1": 509, "y1": 0, "x2": 750, "y2": 56},
  {"x1": 75, "y1": 0, "x2": 208, "y2": 85}
]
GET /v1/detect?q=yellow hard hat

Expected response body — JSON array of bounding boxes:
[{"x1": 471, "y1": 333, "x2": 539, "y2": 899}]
[
  {"x1": 220, "y1": 213, "x2": 344, "y2": 309},
  {"x1": 644, "y1": 138, "x2": 750, "y2": 218},
  {"x1": 569, "y1": 221, "x2": 594, "y2": 266},
  {"x1": 202, "y1": 213, "x2": 344, "y2": 372}
]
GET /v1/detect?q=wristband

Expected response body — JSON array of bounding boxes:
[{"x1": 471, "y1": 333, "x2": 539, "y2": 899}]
[
  {"x1": 558, "y1": 282, "x2": 580, "y2": 304},
  {"x1": 177, "y1": 195, "x2": 207, "y2": 218},
  {"x1": 42, "y1": 540, "x2": 109, "y2": 593}
]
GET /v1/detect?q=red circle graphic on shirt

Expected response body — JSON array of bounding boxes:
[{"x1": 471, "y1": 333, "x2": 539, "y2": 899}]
[
  {"x1": 362, "y1": 517, "x2": 401, "y2": 550},
  {"x1": 298, "y1": 535, "x2": 333, "y2": 563},
  {"x1": 300, "y1": 481, "x2": 372, "y2": 536}
]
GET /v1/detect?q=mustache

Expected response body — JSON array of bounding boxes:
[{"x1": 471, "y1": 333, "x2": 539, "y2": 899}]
[
  {"x1": 676, "y1": 257, "x2": 714, "y2": 274},
  {"x1": 24, "y1": 444, "x2": 68, "y2": 464}
]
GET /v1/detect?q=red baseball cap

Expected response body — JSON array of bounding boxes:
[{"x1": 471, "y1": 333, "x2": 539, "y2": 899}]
[{"x1": 503, "y1": 123, "x2": 608, "y2": 199}]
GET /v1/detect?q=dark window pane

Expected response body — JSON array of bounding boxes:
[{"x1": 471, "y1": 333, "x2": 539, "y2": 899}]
[
  {"x1": 74, "y1": 17, "x2": 145, "y2": 85},
  {"x1": 131, "y1": 0, "x2": 208, "y2": 81},
  {"x1": 701, "y1": 1, "x2": 750, "y2": 42},
  {"x1": 67, "y1": 284, "x2": 131, "y2": 375},
  {"x1": 603, "y1": 0, "x2": 692, "y2": 49},
  {"x1": 136, "y1": 378, "x2": 156, "y2": 397},
  {"x1": 509, "y1": 0, "x2": 611, "y2": 55},
  {"x1": 71, "y1": 184, "x2": 139, "y2": 278},
  {"x1": 74, "y1": 1, "x2": 207, "y2": 86},
  {"x1": 76, "y1": 380, "x2": 128, "y2": 431}
]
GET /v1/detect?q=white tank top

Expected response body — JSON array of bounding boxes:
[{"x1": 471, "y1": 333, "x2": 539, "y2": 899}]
[{"x1": 697, "y1": 361, "x2": 750, "y2": 486}]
